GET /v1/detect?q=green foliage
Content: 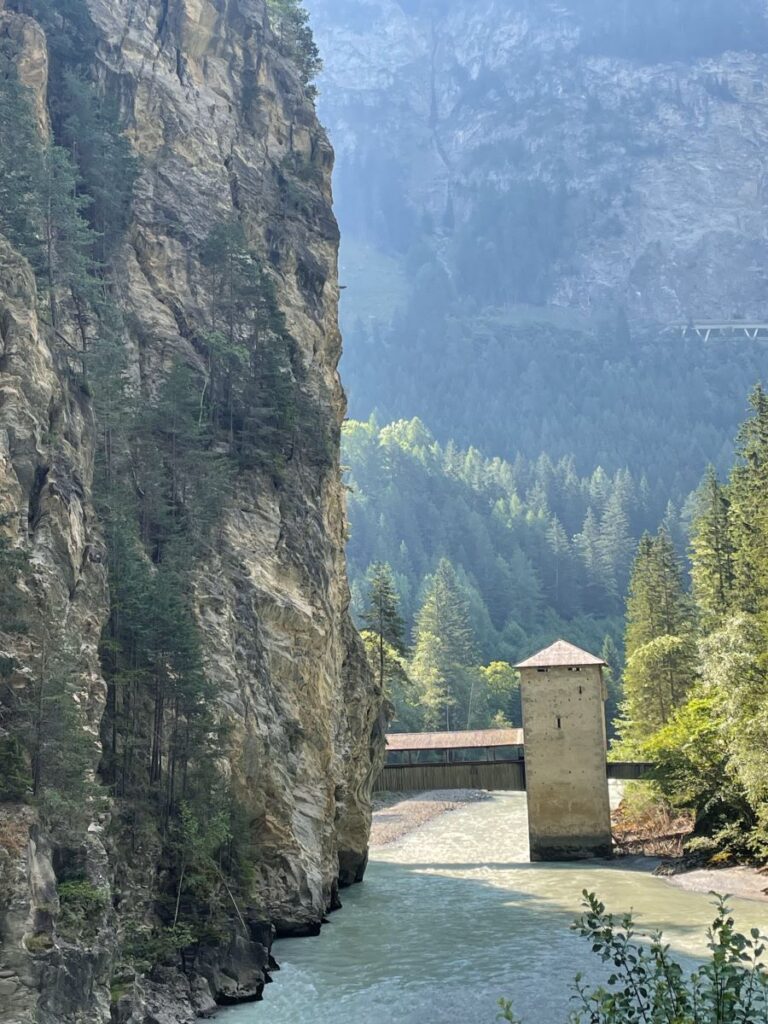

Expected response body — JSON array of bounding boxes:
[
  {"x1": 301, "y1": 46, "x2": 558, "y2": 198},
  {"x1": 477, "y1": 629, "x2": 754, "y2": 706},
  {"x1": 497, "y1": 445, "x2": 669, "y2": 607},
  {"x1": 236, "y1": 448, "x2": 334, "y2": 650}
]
[
  {"x1": 343, "y1": 308, "x2": 767, "y2": 516},
  {"x1": 362, "y1": 562, "x2": 407, "y2": 654},
  {"x1": 0, "y1": 735, "x2": 31, "y2": 801},
  {"x1": 122, "y1": 922, "x2": 196, "y2": 974},
  {"x1": 729, "y1": 385, "x2": 768, "y2": 624},
  {"x1": 199, "y1": 219, "x2": 319, "y2": 475},
  {"x1": 690, "y1": 468, "x2": 735, "y2": 626},
  {"x1": 267, "y1": 0, "x2": 322, "y2": 90},
  {"x1": 360, "y1": 630, "x2": 420, "y2": 730},
  {"x1": 10, "y1": 0, "x2": 98, "y2": 75},
  {"x1": 479, "y1": 662, "x2": 521, "y2": 729},
  {"x1": 619, "y1": 386, "x2": 768, "y2": 862},
  {"x1": 619, "y1": 529, "x2": 697, "y2": 746},
  {"x1": 167, "y1": 803, "x2": 234, "y2": 930},
  {"x1": 0, "y1": 65, "x2": 47, "y2": 266},
  {"x1": 361, "y1": 562, "x2": 408, "y2": 698},
  {"x1": 502, "y1": 892, "x2": 768, "y2": 1023},
  {"x1": 0, "y1": 34, "x2": 130, "y2": 343},
  {"x1": 57, "y1": 70, "x2": 138, "y2": 257},
  {"x1": 411, "y1": 559, "x2": 479, "y2": 730},
  {"x1": 57, "y1": 879, "x2": 108, "y2": 942},
  {"x1": 344, "y1": 417, "x2": 640, "y2": 730},
  {"x1": 24, "y1": 933, "x2": 54, "y2": 954}
]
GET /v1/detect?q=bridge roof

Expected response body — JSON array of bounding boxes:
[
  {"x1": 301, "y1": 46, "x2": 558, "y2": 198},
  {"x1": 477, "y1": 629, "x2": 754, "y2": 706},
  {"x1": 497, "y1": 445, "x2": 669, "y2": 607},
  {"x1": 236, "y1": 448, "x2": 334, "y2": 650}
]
[
  {"x1": 386, "y1": 728, "x2": 524, "y2": 751},
  {"x1": 514, "y1": 639, "x2": 606, "y2": 669}
]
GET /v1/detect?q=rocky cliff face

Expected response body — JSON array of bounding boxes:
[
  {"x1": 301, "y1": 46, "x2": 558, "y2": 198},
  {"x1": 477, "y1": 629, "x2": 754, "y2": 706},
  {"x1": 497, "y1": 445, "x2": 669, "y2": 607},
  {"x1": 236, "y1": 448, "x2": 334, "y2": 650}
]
[
  {"x1": 0, "y1": 1, "x2": 383, "y2": 1021},
  {"x1": 307, "y1": 0, "x2": 768, "y2": 324}
]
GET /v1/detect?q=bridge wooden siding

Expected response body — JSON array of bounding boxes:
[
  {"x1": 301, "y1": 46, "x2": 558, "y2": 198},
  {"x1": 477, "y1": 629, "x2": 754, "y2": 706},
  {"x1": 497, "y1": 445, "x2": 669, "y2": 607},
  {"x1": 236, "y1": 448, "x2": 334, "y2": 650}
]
[
  {"x1": 376, "y1": 760, "x2": 527, "y2": 793},
  {"x1": 374, "y1": 760, "x2": 653, "y2": 794}
]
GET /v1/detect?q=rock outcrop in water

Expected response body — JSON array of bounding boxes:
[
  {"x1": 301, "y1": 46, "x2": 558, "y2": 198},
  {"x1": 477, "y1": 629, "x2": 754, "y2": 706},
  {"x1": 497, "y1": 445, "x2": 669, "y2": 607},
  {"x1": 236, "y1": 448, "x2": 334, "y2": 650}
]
[{"x1": 0, "y1": 1, "x2": 383, "y2": 1020}]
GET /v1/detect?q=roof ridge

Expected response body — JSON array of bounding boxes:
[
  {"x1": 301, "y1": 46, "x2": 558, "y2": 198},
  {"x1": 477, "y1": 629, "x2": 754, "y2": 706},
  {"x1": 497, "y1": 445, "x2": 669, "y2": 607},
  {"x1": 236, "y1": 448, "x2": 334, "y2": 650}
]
[{"x1": 514, "y1": 638, "x2": 606, "y2": 669}]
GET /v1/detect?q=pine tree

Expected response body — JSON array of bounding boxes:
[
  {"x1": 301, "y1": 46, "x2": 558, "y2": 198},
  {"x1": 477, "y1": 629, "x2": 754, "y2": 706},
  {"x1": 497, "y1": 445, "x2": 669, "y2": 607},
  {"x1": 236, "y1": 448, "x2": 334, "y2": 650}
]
[
  {"x1": 690, "y1": 466, "x2": 735, "y2": 624},
  {"x1": 729, "y1": 384, "x2": 768, "y2": 622},
  {"x1": 600, "y1": 635, "x2": 623, "y2": 740},
  {"x1": 411, "y1": 559, "x2": 478, "y2": 729},
  {"x1": 361, "y1": 562, "x2": 406, "y2": 692},
  {"x1": 621, "y1": 530, "x2": 697, "y2": 744},
  {"x1": 58, "y1": 69, "x2": 138, "y2": 260},
  {"x1": 266, "y1": 0, "x2": 322, "y2": 90},
  {"x1": 598, "y1": 487, "x2": 633, "y2": 599},
  {"x1": 0, "y1": 63, "x2": 46, "y2": 266},
  {"x1": 574, "y1": 507, "x2": 604, "y2": 607}
]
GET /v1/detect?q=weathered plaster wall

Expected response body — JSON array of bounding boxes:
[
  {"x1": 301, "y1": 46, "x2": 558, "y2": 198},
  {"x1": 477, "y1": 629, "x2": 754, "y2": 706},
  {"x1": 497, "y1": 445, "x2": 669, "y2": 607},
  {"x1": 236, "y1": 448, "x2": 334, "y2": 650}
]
[{"x1": 520, "y1": 665, "x2": 612, "y2": 861}]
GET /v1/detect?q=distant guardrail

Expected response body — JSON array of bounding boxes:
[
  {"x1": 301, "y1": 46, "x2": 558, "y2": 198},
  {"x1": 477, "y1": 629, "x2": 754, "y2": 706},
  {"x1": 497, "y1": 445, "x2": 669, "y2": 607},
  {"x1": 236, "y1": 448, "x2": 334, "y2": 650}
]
[{"x1": 668, "y1": 321, "x2": 768, "y2": 342}]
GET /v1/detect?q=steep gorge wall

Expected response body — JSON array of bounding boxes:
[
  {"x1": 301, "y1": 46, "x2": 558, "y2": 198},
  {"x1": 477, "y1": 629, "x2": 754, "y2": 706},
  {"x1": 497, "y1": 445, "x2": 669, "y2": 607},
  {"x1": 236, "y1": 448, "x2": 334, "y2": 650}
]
[{"x1": 0, "y1": 2, "x2": 383, "y2": 1020}]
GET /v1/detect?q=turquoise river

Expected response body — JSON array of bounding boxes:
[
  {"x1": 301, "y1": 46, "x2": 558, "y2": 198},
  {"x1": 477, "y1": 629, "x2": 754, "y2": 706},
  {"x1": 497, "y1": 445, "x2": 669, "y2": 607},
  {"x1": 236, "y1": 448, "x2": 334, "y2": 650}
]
[{"x1": 224, "y1": 789, "x2": 768, "y2": 1024}]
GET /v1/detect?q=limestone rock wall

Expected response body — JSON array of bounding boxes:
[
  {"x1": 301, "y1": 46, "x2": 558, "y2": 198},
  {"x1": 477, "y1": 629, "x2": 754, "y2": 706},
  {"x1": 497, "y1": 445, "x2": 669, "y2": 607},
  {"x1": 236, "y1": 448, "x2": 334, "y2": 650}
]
[{"x1": 0, "y1": 1, "x2": 383, "y2": 1020}]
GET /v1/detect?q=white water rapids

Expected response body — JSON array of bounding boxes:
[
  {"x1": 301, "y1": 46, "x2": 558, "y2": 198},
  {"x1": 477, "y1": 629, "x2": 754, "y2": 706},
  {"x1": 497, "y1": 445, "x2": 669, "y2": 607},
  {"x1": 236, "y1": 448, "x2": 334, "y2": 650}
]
[{"x1": 224, "y1": 790, "x2": 768, "y2": 1024}]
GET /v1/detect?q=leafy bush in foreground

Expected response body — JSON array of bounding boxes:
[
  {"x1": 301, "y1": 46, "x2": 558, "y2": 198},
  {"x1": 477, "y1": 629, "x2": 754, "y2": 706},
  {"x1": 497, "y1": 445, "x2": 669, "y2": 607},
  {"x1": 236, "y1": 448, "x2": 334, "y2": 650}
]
[{"x1": 500, "y1": 892, "x2": 768, "y2": 1023}]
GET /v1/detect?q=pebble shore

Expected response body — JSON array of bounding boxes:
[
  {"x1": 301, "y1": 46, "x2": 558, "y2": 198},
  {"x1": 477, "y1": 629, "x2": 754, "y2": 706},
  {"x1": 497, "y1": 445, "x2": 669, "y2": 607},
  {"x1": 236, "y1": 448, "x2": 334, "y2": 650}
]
[{"x1": 370, "y1": 789, "x2": 490, "y2": 846}]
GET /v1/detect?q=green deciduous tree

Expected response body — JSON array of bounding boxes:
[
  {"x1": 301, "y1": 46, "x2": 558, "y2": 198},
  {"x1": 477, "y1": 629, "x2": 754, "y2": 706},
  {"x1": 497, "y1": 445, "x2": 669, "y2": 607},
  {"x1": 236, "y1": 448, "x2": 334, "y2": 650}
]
[{"x1": 502, "y1": 893, "x2": 768, "y2": 1024}]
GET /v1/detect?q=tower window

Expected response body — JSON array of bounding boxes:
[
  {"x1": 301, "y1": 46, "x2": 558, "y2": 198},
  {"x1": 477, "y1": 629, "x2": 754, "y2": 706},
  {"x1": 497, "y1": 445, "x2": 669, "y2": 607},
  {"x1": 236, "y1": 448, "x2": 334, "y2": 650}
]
[{"x1": 556, "y1": 716, "x2": 562, "y2": 729}]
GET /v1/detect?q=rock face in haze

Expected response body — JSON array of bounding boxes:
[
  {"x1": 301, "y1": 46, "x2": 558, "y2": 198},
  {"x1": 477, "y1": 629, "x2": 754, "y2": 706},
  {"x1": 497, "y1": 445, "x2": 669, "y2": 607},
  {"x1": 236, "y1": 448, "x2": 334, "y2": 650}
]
[
  {"x1": 307, "y1": 0, "x2": 768, "y2": 324},
  {"x1": 0, "y1": 1, "x2": 383, "y2": 1020}
]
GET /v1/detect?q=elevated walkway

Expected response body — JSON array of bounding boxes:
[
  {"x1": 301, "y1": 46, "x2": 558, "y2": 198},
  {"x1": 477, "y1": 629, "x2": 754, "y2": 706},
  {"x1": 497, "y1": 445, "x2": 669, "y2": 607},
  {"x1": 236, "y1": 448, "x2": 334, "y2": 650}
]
[{"x1": 669, "y1": 320, "x2": 768, "y2": 342}]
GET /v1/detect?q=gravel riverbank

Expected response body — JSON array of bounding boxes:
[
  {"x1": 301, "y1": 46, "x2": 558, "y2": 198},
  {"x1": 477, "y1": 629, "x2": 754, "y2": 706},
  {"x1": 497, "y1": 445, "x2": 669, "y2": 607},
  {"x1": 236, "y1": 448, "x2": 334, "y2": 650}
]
[
  {"x1": 370, "y1": 790, "x2": 491, "y2": 846},
  {"x1": 660, "y1": 863, "x2": 768, "y2": 904}
]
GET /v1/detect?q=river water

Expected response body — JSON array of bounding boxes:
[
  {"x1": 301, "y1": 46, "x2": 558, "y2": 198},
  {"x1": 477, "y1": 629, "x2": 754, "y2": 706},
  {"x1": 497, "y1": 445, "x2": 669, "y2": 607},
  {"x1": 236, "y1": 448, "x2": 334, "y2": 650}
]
[{"x1": 224, "y1": 790, "x2": 768, "y2": 1024}]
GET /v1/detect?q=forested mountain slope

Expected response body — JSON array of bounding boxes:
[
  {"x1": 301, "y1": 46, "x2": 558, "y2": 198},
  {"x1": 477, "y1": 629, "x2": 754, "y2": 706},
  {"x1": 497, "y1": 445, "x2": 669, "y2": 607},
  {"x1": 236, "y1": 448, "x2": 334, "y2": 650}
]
[
  {"x1": 307, "y1": 0, "x2": 768, "y2": 485},
  {"x1": 0, "y1": 2, "x2": 382, "y2": 1021},
  {"x1": 344, "y1": 418, "x2": 649, "y2": 667}
]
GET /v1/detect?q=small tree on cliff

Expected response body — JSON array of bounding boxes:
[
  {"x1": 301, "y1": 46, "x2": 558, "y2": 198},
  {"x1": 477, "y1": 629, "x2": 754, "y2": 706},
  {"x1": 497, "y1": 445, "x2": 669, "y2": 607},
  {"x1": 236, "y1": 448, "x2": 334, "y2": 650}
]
[{"x1": 266, "y1": 0, "x2": 322, "y2": 90}]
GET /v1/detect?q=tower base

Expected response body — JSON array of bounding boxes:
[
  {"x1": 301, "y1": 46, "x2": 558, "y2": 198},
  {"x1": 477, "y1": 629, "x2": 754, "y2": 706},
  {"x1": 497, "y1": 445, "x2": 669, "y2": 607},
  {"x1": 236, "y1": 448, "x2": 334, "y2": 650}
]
[{"x1": 529, "y1": 834, "x2": 613, "y2": 862}]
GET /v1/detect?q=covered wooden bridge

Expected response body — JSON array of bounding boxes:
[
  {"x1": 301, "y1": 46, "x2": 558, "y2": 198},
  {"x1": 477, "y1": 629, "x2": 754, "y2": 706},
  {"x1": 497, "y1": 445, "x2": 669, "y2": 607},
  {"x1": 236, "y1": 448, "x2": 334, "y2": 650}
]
[{"x1": 375, "y1": 728, "x2": 651, "y2": 793}]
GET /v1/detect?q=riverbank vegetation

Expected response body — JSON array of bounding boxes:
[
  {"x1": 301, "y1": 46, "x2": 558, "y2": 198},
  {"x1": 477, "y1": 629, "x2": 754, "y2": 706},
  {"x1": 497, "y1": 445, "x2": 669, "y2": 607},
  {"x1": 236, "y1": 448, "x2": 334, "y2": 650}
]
[
  {"x1": 500, "y1": 892, "x2": 768, "y2": 1024},
  {"x1": 617, "y1": 386, "x2": 768, "y2": 864}
]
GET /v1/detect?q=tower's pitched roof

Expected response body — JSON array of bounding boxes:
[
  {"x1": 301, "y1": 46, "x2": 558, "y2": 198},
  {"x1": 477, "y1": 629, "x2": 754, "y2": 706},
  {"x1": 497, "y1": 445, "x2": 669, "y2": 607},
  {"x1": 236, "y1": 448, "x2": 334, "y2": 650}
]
[{"x1": 514, "y1": 639, "x2": 606, "y2": 670}]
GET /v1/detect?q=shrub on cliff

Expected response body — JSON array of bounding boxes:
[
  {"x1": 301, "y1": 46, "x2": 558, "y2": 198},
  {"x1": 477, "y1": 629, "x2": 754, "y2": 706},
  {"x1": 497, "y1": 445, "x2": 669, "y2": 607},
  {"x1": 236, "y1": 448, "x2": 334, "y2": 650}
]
[{"x1": 499, "y1": 892, "x2": 768, "y2": 1023}]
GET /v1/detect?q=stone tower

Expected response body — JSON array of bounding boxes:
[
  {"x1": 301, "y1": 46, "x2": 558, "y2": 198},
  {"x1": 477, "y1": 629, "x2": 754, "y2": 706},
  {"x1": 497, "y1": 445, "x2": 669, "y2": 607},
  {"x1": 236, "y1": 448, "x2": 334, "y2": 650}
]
[{"x1": 515, "y1": 640, "x2": 612, "y2": 861}]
